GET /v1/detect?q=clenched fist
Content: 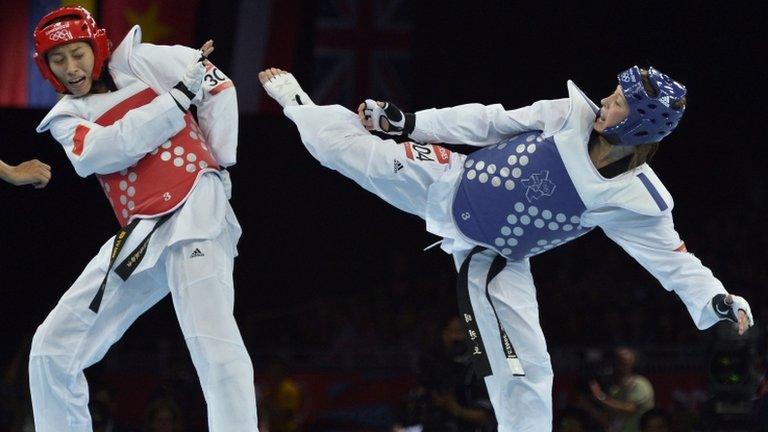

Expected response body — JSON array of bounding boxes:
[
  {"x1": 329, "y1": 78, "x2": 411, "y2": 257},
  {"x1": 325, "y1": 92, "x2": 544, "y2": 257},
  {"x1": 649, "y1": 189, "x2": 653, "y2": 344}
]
[{"x1": 0, "y1": 159, "x2": 51, "y2": 188}]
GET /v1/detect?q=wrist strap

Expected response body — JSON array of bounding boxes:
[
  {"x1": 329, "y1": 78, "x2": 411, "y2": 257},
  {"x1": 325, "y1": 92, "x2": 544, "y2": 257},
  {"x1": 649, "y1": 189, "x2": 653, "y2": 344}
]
[
  {"x1": 403, "y1": 113, "x2": 415, "y2": 136},
  {"x1": 173, "y1": 81, "x2": 195, "y2": 100}
]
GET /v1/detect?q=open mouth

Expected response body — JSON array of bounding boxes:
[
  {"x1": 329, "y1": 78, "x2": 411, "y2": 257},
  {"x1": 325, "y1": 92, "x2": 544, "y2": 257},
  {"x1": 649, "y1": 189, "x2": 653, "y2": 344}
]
[{"x1": 68, "y1": 77, "x2": 86, "y2": 87}]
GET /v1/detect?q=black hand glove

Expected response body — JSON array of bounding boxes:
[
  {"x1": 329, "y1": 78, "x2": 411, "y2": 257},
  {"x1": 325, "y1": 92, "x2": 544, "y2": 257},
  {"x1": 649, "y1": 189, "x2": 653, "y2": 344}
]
[
  {"x1": 712, "y1": 293, "x2": 754, "y2": 328},
  {"x1": 362, "y1": 99, "x2": 415, "y2": 136}
]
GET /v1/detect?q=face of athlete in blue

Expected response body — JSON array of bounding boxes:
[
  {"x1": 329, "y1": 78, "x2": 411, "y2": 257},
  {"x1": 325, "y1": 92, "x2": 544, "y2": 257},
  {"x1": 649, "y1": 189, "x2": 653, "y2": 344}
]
[{"x1": 594, "y1": 85, "x2": 630, "y2": 134}]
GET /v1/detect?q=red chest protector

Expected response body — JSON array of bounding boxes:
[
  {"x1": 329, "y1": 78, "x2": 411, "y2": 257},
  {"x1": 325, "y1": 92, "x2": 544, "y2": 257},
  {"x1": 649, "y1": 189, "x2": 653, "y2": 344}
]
[{"x1": 95, "y1": 88, "x2": 219, "y2": 226}]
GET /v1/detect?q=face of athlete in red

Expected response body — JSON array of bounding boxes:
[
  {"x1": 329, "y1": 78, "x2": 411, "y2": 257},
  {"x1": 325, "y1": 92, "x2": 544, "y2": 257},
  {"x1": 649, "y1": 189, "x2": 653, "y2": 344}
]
[
  {"x1": 46, "y1": 42, "x2": 96, "y2": 97},
  {"x1": 33, "y1": 6, "x2": 110, "y2": 94}
]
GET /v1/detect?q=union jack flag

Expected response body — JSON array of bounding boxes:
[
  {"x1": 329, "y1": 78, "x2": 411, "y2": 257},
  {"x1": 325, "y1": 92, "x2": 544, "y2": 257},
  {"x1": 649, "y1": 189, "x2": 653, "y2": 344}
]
[{"x1": 312, "y1": 0, "x2": 413, "y2": 109}]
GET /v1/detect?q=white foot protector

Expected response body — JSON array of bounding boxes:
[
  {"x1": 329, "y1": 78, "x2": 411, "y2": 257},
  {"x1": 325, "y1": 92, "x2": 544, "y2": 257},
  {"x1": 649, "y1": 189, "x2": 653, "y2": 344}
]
[{"x1": 263, "y1": 72, "x2": 314, "y2": 108}]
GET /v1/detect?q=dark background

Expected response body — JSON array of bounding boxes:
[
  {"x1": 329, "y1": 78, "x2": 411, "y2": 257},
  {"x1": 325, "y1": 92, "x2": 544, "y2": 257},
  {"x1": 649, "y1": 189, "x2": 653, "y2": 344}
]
[{"x1": 0, "y1": 0, "x2": 766, "y2": 428}]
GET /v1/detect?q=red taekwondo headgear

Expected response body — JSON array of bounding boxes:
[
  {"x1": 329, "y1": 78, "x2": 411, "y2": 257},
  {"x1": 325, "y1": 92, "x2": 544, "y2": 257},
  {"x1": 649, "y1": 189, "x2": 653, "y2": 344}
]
[{"x1": 33, "y1": 6, "x2": 111, "y2": 94}]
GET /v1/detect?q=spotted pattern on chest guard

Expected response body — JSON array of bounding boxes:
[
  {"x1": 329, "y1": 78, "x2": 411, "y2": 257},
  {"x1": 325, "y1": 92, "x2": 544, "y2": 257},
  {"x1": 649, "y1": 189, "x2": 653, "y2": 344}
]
[
  {"x1": 452, "y1": 131, "x2": 593, "y2": 260},
  {"x1": 94, "y1": 87, "x2": 219, "y2": 227}
]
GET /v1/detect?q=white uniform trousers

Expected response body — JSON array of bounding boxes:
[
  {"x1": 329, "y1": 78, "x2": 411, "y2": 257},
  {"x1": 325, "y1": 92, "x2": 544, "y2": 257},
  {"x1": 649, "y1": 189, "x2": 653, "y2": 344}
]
[
  {"x1": 452, "y1": 249, "x2": 553, "y2": 432},
  {"x1": 284, "y1": 104, "x2": 553, "y2": 431},
  {"x1": 29, "y1": 229, "x2": 258, "y2": 432}
]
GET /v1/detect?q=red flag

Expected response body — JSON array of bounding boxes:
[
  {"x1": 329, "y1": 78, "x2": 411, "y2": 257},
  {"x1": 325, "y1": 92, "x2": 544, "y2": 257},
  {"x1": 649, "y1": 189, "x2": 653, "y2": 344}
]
[
  {"x1": 0, "y1": 1, "x2": 30, "y2": 107},
  {"x1": 99, "y1": 0, "x2": 199, "y2": 46}
]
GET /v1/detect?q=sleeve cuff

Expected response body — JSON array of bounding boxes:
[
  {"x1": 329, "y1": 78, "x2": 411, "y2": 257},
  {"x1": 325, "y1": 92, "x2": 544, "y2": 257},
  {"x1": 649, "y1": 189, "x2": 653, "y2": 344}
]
[{"x1": 409, "y1": 108, "x2": 437, "y2": 143}]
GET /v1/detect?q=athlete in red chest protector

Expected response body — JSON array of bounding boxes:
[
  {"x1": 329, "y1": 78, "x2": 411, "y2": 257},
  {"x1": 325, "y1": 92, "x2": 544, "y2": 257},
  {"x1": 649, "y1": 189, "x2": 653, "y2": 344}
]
[{"x1": 29, "y1": 7, "x2": 258, "y2": 431}]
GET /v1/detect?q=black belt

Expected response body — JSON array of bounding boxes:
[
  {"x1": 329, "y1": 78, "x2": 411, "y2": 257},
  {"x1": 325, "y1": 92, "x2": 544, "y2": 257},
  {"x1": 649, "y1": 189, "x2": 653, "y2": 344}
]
[
  {"x1": 457, "y1": 246, "x2": 525, "y2": 378},
  {"x1": 88, "y1": 214, "x2": 172, "y2": 313}
]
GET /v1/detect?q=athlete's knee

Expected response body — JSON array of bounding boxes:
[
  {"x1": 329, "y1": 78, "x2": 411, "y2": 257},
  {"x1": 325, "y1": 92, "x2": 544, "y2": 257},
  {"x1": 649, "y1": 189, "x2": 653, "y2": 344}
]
[
  {"x1": 29, "y1": 318, "x2": 61, "y2": 358},
  {"x1": 28, "y1": 331, "x2": 72, "y2": 385},
  {"x1": 187, "y1": 336, "x2": 253, "y2": 381},
  {"x1": 31, "y1": 305, "x2": 90, "y2": 355}
]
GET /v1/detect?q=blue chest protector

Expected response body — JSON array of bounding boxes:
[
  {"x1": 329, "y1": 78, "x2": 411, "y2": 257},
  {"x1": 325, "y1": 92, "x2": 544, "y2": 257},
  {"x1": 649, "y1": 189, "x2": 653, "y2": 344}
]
[{"x1": 452, "y1": 131, "x2": 593, "y2": 261}]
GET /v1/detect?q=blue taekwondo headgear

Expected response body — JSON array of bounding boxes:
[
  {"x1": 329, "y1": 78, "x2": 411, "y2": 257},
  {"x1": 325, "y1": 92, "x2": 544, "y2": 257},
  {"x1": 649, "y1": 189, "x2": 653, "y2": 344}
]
[{"x1": 601, "y1": 66, "x2": 687, "y2": 147}]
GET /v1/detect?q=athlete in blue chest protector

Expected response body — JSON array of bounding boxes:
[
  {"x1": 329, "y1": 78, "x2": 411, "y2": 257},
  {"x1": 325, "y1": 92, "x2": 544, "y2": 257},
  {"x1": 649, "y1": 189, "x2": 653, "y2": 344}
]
[{"x1": 260, "y1": 66, "x2": 754, "y2": 432}]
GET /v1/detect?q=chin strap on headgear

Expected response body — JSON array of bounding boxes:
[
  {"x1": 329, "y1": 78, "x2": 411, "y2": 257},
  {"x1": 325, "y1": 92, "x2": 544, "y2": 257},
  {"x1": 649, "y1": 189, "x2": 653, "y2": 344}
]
[
  {"x1": 602, "y1": 66, "x2": 687, "y2": 147},
  {"x1": 32, "y1": 6, "x2": 111, "y2": 94}
]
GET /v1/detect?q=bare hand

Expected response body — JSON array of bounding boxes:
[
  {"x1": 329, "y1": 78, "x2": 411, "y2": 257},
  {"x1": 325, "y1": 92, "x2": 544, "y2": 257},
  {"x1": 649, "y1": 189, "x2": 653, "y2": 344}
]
[
  {"x1": 588, "y1": 380, "x2": 606, "y2": 400},
  {"x1": 199, "y1": 39, "x2": 214, "y2": 67},
  {"x1": 199, "y1": 39, "x2": 214, "y2": 57},
  {"x1": 4, "y1": 159, "x2": 51, "y2": 188}
]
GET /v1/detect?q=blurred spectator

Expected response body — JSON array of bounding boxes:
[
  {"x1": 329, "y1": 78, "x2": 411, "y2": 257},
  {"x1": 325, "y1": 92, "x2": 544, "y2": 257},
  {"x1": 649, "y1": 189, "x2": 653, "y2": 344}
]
[
  {"x1": 394, "y1": 316, "x2": 494, "y2": 432},
  {"x1": 554, "y1": 407, "x2": 594, "y2": 432},
  {"x1": 144, "y1": 398, "x2": 184, "y2": 432},
  {"x1": 638, "y1": 408, "x2": 671, "y2": 432},
  {"x1": 90, "y1": 381, "x2": 131, "y2": 432},
  {"x1": 578, "y1": 347, "x2": 655, "y2": 432},
  {"x1": 0, "y1": 335, "x2": 33, "y2": 432},
  {"x1": 90, "y1": 400, "x2": 117, "y2": 432},
  {"x1": 666, "y1": 393, "x2": 703, "y2": 432},
  {"x1": 755, "y1": 361, "x2": 768, "y2": 431},
  {"x1": 259, "y1": 356, "x2": 304, "y2": 432}
]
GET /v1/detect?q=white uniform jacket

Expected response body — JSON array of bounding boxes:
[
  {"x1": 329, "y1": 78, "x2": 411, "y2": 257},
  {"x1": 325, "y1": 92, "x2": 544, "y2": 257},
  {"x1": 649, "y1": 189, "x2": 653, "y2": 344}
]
[
  {"x1": 36, "y1": 26, "x2": 241, "y2": 275},
  {"x1": 415, "y1": 81, "x2": 727, "y2": 330}
]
